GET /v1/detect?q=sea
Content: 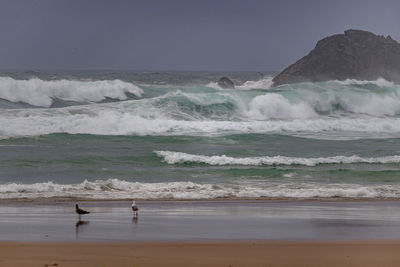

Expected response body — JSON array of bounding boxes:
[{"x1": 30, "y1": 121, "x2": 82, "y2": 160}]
[{"x1": 1, "y1": 70, "x2": 400, "y2": 200}]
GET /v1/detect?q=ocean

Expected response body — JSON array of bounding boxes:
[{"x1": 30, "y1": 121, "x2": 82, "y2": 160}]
[{"x1": 1, "y1": 70, "x2": 400, "y2": 200}]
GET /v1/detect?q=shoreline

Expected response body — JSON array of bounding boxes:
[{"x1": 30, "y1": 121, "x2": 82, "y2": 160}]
[
  {"x1": 1, "y1": 200, "x2": 400, "y2": 242},
  {"x1": 2, "y1": 196, "x2": 400, "y2": 204},
  {"x1": 1, "y1": 240, "x2": 400, "y2": 267}
]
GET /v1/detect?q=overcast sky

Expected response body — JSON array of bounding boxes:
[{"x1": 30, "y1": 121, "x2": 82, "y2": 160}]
[{"x1": 0, "y1": 0, "x2": 399, "y2": 71}]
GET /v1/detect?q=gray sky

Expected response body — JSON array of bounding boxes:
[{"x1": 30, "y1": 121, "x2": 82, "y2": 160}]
[{"x1": 0, "y1": 0, "x2": 399, "y2": 71}]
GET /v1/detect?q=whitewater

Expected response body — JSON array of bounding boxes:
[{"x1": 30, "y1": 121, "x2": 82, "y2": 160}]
[
  {"x1": 1, "y1": 71, "x2": 400, "y2": 200},
  {"x1": 0, "y1": 76, "x2": 143, "y2": 107},
  {"x1": 1, "y1": 76, "x2": 400, "y2": 139},
  {"x1": 155, "y1": 151, "x2": 400, "y2": 166},
  {"x1": 1, "y1": 179, "x2": 400, "y2": 199}
]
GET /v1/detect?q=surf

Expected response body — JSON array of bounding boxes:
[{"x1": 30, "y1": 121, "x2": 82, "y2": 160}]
[
  {"x1": 0, "y1": 178, "x2": 399, "y2": 200},
  {"x1": 1, "y1": 76, "x2": 400, "y2": 139},
  {"x1": 155, "y1": 150, "x2": 400, "y2": 166},
  {"x1": 0, "y1": 76, "x2": 143, "y2": 107}
]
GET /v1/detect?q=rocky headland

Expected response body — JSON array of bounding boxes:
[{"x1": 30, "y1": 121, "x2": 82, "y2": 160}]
[{"x1": 273, "y1": 29, "x2": 400, "y2": 86}]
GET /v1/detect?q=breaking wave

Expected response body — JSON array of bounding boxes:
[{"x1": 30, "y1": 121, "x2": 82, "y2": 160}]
[
  {"x1": 1, "y1": 77, "x2": 400, "y2": 139},
  {"x1": 207, "y1": 77, "x2": 274, "y2": 90},
  {"x1": 155, "y1": 151, "x2": 400, "y2": 166},
  {"x1": 334, "y1": 78, "x2": 395, "y2": 87},
  {"x1": 2, "y1": 108, "x2": 400, "y2": 138},
  {"x1": 0, "y1": 77, "x2": 143, "y2": 107},
  {"x1": 1, "y1": 179, "x2": 400, "y2": 199}
]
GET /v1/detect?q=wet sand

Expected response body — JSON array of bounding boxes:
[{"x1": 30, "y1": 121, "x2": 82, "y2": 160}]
[
  {"x1": 1, "y1": 241, "x2": 400, "y2": 267},
  {"x1": 1, "y1": 200, "x2": 400, "y2": 266},
  {"x1": 1, "y1": 200, "x2": 400, "y2": 241}
]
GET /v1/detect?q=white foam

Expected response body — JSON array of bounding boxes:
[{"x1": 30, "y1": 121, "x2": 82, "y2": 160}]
[
  {"x1": 155, "y1": 150, "x2": 400, "y2": 166},
  {"x1": 2, "y1": 78, "x2": 400, "y2": 139},
  {"x1": 244, "y1": 93, "x2": 317, "y2": 120},
  {"x1": 236, "y1": 77, "x2": 274, "y2": 90},
  {"x1": 201, "y1": 79, "x2": 400, "y2": 118},
  {"x1": 0, "y1": 77, "x2": 143, "y2": 107},
  {"x1": 0, "y1": 179, "x2": 399, "y2": 199},
  {"x1": 205, "y1": 81, "x2": 220, "y2": 90},
  {"x1": 2, "y1": 103, "x2": 400, "y2": 138},
  {"x1": 274, "y1": 78, "x2": 400, "y2": 117},
  {"x1": 207, "y1": 77, "x2": 273, "y2": 90},
  {"x1": 334, "y1": 78, "x2": 395, "y2": 87}
]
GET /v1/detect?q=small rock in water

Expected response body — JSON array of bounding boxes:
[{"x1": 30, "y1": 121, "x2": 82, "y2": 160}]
[{"x1": 217, "y1": 76, "x2": 235, "y2": 89}]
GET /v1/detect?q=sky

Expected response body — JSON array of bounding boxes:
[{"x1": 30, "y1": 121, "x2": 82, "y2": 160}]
[{"x1": 0, "y1": 0, "x2": 399, "y2": 71}]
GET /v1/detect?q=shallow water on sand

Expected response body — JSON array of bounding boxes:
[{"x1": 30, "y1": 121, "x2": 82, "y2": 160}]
[{"x1": 1, "y1": 201, "x2": 400, "y2": 241}]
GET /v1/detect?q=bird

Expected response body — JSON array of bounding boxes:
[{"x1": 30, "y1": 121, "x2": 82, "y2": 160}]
[
  {"x1": 132, "y1": 200, "x2": 139, "y2": 217},
  {"x1": 75, "y1": 204, "x2": 90, "y2": 218}
]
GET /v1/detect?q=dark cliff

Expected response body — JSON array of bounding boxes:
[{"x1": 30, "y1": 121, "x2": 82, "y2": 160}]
[{"x1": 272, "y1": 29, "x2": 400, "y2": 86}]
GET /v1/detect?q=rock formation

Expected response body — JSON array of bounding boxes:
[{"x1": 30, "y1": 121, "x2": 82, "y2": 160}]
[
  {"x1": 272, "y1": 29, "x2": 400, "y2": 86},
  {"x1": 217, "y1": 76, "x2": 235, "y2": 89}
]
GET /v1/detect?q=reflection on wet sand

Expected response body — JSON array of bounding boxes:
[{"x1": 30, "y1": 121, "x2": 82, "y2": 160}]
[
  {"x1": 76, "y1": 220, "x2": 90, "y2": 228},
  {"x1": 75, "y1": 219, "x2": 90, "y2": 240}
]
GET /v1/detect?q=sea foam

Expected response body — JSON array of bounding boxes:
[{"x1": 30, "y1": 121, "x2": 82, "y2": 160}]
[
  {"x1": 0, "y1": 179, "x2": 399, "y2": 200},
  {"x1": 155, "y1": 150, "x2": 400, "y2": 166},
  {"x1": 207, "y1": 77, "x2": 274, "y2": 90},
  {"x1": 2, "y1": 78, "x2": 400, "y2": 139},
  {"x1": 0, "y1": 77, "x2": 143, "y2": 107},
  {"x1": 236, "y1": 77, "x2": 274, "y2": 90},
  {"x1": 2, "y1": 106, "x2": 400, "y2": 138},
  {"x1": 334, "y1": 78, "x2": 395, "y2": 87},
  {"x1": 245, "y1": 93, "x2": 317, "y2": 119}
]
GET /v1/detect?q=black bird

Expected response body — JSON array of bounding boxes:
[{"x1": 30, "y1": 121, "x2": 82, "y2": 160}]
[
  {"x1": 75, "y1": 204, "x2": 90, "y2": 217},
  {"x1": 132, "y1": 200, "x2": 138, "y2": 217}
]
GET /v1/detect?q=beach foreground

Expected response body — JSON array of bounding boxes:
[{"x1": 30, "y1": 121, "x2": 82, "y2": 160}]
[
  {"x1": 2, "y1": 200, "x2": 400, "y2": 241},
  {"x1": 1, "y1": 201, "x2": 400, "y2": 266},
  {"x1": 1, "y1": 241, "x2": 400, "y2": 267}
]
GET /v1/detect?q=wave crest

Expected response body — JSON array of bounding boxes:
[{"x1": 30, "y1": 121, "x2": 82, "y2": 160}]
[
  {"x1": 245, "y1": 93, "x2": 317, "y2": 119},
  {"x1": 2, "y1": 108, "x2": 400, "y2": 138},
  {"x1": 0, "y1": 179, "x2": 400, "y2": 199},
  {"x1": 207, "y1": 77, "x2": 274, "y2": 90},
  {"x1": 334, "y1": 78, "x2": 395, "y2": 87},
  {"x1": 2, "y1": 78, "x2": 400, "y2": 139},
  {"x1": 0, "y1": 77, "x2": 143, "y2": 107},
  {"x1": 155, "y1": 150, "x2": 400, "y2": 166}
]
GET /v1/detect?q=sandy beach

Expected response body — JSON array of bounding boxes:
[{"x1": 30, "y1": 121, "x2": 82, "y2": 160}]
[
  {"x1": 1, "y1": 200, "x2": 400, "y2": 241},
  {"x1": 1, "y1": 241, "x2": 400, "y2": 267},
  {"x1": 1, "y1": 200, "x2": 400, "y2": 266}
]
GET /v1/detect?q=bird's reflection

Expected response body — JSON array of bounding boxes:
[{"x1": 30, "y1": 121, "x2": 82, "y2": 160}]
[
  {"x1": 76, "y1": 219, "x2": 90, "y2": 228},
  {"x1": 132, "y1": 216, "x2": 138, "y2": 225},
  {"x1": 75, "y1": 219, "x2": 90, "y2": 240}
]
